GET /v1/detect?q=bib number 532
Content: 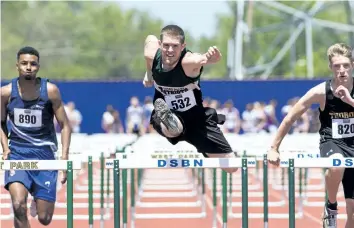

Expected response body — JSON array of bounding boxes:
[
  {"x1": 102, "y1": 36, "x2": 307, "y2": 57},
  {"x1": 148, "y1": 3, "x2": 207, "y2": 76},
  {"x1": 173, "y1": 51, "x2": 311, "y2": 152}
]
[
  {"x1": 171, "y1": 97, "x2": 191, "y2": 110},
  {"x1": 165, "y1": 90, "x2": 196, "y2": 112}
]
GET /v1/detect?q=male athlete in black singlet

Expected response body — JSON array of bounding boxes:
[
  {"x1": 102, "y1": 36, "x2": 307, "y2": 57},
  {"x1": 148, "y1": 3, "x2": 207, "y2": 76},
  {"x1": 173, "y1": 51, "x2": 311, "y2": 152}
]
[
  {"x1": 268, "y1": 43, "x2": 354, "y2": 228},
  {"x1": 143, "y1": 25, "x2": 237, "y2": 174}
]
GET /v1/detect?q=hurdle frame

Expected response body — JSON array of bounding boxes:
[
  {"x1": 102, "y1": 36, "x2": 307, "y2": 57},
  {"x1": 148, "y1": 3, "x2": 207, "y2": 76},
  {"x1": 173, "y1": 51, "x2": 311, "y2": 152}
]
[
  {"x1": 87, "y1": 145, "x2": 354, "y2": 228},
  {"x1": 106, "y1": 156, "x2": 257, "y2": 228}
]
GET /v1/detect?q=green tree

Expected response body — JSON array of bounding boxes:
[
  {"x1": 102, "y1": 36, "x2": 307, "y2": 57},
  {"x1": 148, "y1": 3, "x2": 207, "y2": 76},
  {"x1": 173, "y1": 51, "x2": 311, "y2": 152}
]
[{"x1": 2, "y1": 1, "x2": 352, "y2": 80}]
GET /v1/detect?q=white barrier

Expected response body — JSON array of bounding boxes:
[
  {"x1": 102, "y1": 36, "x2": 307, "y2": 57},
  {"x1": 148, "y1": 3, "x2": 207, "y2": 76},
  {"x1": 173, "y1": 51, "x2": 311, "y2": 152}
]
[
  {"x1": 105, "y1": 157, "x2": 257, "y2": 169},
  {"x1": 280, "y1": 157, "x2": 354, "y2": 168},
  {"x1": 0, "y1": 160, "x2": 82, "y2": 170},
  {"x1": 108, "y1": 156, "x2": 354, "y2": 169}
]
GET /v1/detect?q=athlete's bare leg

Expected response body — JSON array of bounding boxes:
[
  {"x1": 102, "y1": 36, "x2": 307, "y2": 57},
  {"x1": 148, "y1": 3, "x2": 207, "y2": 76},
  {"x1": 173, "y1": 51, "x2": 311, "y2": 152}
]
[
  {"x1": 206, "y1": 152, "x2": 238, "y2": 173},
  {"x1": 8, "y1": 182, "x2": 31, "y2": 228},
  {"x1": 323, "y1": 153, "x2": 344, "y2": 227},
  {"x1": 345, "y1": 199, "x2": 354, "y2": 228},
  {"x1": 325, "y1": 153, "x2": 345, "y2": 205},
  {"x1": 36, "y1": 199, "x2": 55, "y2": 225}
]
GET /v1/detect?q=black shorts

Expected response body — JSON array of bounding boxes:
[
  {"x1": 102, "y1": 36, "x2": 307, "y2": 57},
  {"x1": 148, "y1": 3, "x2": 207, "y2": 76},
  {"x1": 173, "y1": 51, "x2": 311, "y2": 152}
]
[
  {"x1": 320, "y1": 140, "x2": 354, "y2": 199},
  {"x1": 150, "y1": 107, "x2": 234, "y2": 157}
]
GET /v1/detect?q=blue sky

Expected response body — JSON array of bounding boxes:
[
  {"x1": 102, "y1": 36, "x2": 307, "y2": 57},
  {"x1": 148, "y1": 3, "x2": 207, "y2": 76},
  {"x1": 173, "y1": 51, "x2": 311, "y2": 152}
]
[{"x1": 117, "y1": 1, "x2": 230, "y2": 38}]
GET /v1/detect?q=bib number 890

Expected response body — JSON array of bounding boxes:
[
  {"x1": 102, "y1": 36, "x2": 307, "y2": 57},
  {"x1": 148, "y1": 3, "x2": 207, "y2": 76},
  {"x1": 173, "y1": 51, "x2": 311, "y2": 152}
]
[
  {"x1": 19, "y1": 114, "x2": 37, "y2": 125},
  {"x1": 171, "y1": 97, "x2": 191, "y2": 110},
  {"x1": 338, "y1": 124, "x2": 354, "y2": 135}
]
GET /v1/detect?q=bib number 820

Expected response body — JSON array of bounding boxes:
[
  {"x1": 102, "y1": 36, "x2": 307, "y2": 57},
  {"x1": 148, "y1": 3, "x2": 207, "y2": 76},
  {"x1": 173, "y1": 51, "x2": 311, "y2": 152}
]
[
  {"x1": 171, "y1": 97, "x2": 191, "y2": 110},
  {"x1": 338, "y1": 124, "x2": 354, "y2": 135}
]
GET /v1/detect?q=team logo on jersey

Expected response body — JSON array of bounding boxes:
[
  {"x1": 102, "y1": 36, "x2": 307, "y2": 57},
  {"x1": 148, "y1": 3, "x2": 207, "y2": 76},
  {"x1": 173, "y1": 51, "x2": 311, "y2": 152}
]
[
  {"x1": 326, "y1": 149, "x2": 334, "y2": 156},
  {"x1": 157, "y1": 86, "x2": 188, "y2": 95},
  {"x1": 9, "y1": 170, "x2": 15, "y2": 176},
  {"x1": 343, "y1": 119, "x2": 350, "y2": 123},
  {"x1": 329, "y1": 111, "x2": 354, "y2": 119},
  {"x1": 30, "y1": 104, "x2": 44, "y2": 110}
]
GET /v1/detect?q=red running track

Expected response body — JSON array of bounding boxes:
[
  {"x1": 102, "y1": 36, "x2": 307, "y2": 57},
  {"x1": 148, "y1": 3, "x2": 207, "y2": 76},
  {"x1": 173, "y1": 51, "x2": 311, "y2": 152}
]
[{"x1": 0, "y1": 162, "x2": 348, "y2": 228}]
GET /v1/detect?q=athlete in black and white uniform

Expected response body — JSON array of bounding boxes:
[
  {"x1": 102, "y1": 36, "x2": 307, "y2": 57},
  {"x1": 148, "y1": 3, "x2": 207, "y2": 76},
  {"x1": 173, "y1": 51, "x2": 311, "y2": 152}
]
[
  {"x1": 268, "y1": 43, "x2": 354, "y2": 228},
  {"x1": 143, "y1": 24, "x2": 237, "y2": 174}
]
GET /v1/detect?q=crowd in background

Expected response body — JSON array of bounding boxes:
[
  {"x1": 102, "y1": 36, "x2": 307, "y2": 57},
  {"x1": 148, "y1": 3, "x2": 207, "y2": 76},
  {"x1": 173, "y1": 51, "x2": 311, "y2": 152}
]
[{"x1": 60, "y1": 96, "x2": 321, "y2": 136}]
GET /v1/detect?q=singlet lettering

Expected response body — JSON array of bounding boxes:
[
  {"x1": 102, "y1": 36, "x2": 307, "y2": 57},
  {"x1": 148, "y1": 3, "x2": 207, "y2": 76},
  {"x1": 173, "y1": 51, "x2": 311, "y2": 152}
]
[
  {"x1": 332, "y1": 118, "x2": 354, "y2": 139},
  {"x1": 14, "y1": 108, "x2": 42, "y2": 128}
]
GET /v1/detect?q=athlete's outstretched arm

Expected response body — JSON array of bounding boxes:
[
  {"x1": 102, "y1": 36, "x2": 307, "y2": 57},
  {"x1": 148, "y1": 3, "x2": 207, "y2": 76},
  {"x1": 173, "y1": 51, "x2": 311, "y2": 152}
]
[
  {"x1": 271, "y1": 83, "x2": 325, "y2": 150},
  {"x1": 143, "y1": 35, "x2": 159, "y2": 87},
  {"x1": 182, "y1": 46, "x2": 222, "y2": 78},
  {"x1": 144, "y1": 35, "x2": 159, "y2": 70},
  {"x1": 48, "y1": 83, "x2": 71, "y2": 160},
  {"x1": 0, "y1": 85, "x2": 11, "y2": 158}
]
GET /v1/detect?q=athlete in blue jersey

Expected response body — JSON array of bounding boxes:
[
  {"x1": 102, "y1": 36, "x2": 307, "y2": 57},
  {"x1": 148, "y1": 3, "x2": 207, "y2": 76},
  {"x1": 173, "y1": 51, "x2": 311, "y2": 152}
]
[{"x1": 0, "y1": 46, "x2": 72, "y2": 228}]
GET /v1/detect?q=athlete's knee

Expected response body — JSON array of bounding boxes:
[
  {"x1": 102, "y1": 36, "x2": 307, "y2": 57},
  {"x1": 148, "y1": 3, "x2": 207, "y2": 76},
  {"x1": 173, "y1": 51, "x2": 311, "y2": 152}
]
[
  {"x1": 222, "y1": 167, "x2": 238, "y2": 173},
  {"x1": 38, "y1": 212, "x2": 53, "y2": 226},
  {"x1": 207, "y1": 152, "x2": 238, "y2": 173},
  {"x1": 326, "y1": 167, "x2": 345, "y2": 181},
  {"x1": 12, "y1": 199, "x2": 28, "y2": 221},
  {"x1": 326, "y1": 153, "x2": 345, "y2": 177}
]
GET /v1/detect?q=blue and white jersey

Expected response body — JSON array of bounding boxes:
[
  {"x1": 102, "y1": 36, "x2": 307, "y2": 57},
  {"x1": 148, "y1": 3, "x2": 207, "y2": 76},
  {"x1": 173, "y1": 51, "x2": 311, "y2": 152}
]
[{"x1": 6, "y1": 77, "x2": 58, "y2": 159}]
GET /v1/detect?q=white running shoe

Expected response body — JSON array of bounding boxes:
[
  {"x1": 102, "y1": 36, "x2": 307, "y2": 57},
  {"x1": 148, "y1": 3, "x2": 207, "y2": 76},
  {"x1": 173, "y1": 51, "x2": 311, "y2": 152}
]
[
  {"x1": 322, "y1": 204, "x2": 338, "y2": 228},
  {"x1": 154, "y1": 98, "x2": 182, "y2": 135}
]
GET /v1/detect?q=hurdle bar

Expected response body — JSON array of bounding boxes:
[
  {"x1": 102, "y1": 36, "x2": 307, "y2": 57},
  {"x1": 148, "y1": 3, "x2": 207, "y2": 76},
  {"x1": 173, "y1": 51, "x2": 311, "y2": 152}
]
[{"x1": 0, "y1": 159, "x2": 82, "y2": 228}]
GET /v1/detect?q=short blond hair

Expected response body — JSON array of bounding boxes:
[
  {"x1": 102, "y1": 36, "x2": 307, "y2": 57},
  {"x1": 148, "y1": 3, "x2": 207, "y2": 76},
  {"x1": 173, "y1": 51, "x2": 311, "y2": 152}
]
[{"x1": 327, "y1": 43, "x2": 353, "y2": 63}]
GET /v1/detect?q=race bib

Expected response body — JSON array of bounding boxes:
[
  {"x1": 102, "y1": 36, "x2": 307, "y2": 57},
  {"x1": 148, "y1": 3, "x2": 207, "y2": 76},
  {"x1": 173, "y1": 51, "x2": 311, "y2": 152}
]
[
  {"x1": 14, "y1": 108, "x2": 42, "y2": 128},
  {"x1": 332, "y1": 118, "x2": 354, "y2": 138},
  {"x1": 165, "y1": 90, "x2": 196, "y2": 112}
]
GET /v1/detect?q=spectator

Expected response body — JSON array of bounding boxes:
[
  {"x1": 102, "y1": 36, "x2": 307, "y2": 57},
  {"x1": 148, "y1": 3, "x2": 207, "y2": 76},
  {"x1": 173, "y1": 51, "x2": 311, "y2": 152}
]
[
  {"x1": 111, "y1": 110, "x2": 124, "y2": 133},
  {"x1": 126, "y1": 96, "x2": 145, "y2": 135},
  {"x1": 64, "y1": 101, "x2": 82, "y2": 133},
  {"x1": 264, "y1": 99, "x2": 279, "y2": 133},
  {"x1": 221, "y1": 100, "x2": 241, "y2": 133},
  {"x1": 252, "y1": 101, "x2": 267, "y2": 133},
  {"x1": 101, "y1": 104, "x2": 115, "y2": 133},
  {"x1": 242, "y1": 103, "x2": 256, "y2": 133},
  {"x1": 142, "y1": 96, "x2": 154, "y2": 133},
  {"x1": 209, "y1": 99, "x2": 222, "y2": 114},
  {"x1": 203, "y1": 97, "x2": 211, "y2": 107}
]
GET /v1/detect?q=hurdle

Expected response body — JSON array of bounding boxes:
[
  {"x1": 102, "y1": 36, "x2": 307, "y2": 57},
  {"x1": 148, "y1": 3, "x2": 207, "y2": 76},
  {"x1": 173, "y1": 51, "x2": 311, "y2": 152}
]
[
  {"x1": 105, "y1": 156, "x2": 257, "y2": 228},
  {"x1": 101, "y1": 151, "x2": 354, "y2": 228},
  {"x1": 0, "y1": 159, "x2": 82, "y2": 228}
]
